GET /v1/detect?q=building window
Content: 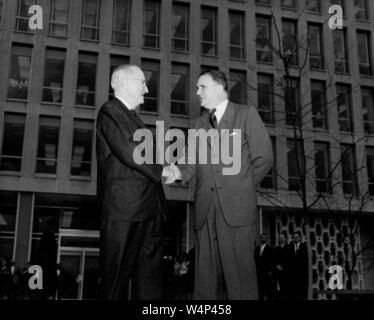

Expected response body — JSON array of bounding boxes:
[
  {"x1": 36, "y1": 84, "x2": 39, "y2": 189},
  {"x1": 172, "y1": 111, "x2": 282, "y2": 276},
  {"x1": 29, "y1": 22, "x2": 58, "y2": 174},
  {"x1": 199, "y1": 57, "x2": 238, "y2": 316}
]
[
  {"x1": 172, "y1": 3, "x2": 189, "y2": 53},
  {"x1": 285, "y1": 78, "x2": 300, "y2": 126},
  {"x1": 357, "y1": 31, "x2": 372, "y2": 76},
  {"x1": 229, "y1": 70, "x2": 247, "y2": 105},
  {"x1": 307, "y1": 0, "x2": 321, "y2": 12},
  {"x1": 16, "y1": 0, "x2": 35, "y2": 32},
  {"x1": 256, "y1": 0, "x2": 270, "y2": 5},
  {"x1": 141, "y1": 59, "x2": 160, "y2": 113},
  {"x1": 0, "y1": 0, "x2": 3, "y2": 27},
  {"x1": 333, "y1": 29, "x2": 349, "y2": 73},
  {"x1": 81, "y1": 0, "x2": 100, "y2": 41},
  {"x1": 71, "y1": 120, "x2": 94, "y2": 177},
  {"x1": 281, "y1": 0, "x2": 296, "y2": 9},
  {"x1": 7, "y1": 45, "x2": 32, "y2": 100},
  {"x1": 76, "y1": 52, "x2": 97, "y2": 107},
  {"x1": 282, "y1": 19, "x2": 298, "y2": 66},
  {"x1": 314, "y1": 142, "x2": 331, "y2": 193},
  {"x1": 229, "y1": 11, "x2": 245, "y2": 60},
  {"x1": 331, "y1": 0, "x2": 345, "y2": 14},
  {"x1": 0, "y1": 113, "x2": 26, "y2": 171},
  {"x1": 49, "y1": 0, "x2": 69, "y2": 37},
  {"x1": 311, "y1": 81, "x2": 328, "y2": 130},
  {"x1": 287, "y1": 139, "x2": 304, "y2": 191},
  {"x1": 336, "y1": 84, "x2": 353, "y2": 132},
  {"x1": 362, "y1": 87, "x2": 374, "y2": 135},
  {"x1": 112, "y1": 0, "x2": 131, "y2": 45},
  {"x1": 261, "y1": 137, "x2": 277, "y2": 189},
  {"x1": 42, "y1": 48, "x2": 65, "y2": 103},
  {"x1": 308, "y1": 24, "x2": 324, "y2": 69},
  {"x1": 256, "y1": 16, "x2": 272, "y2": 63},
  {"x1": 201, "y1": 7, "x2": 217, "y2": 56},
  {"x1": 0, "y1": 192, "x2": 18, "y2": 260},
  {"x1": 257, "y1": 74, "x2": 274, "y2": 124},
  {"x1": 109, "y1": 55, "x2": 130, "y2": 100},
  {"x1": 36, "y1": 117, "x2": 60, "y2": 174},
  {"x1": 366, "y1": 147, "x2": 374, "y2": 195},
  {"x1": 341, "y1": 144, "x2": 358, "y2": 195},
  {"x1": 171, "y1": 64, "x2": 189, "y2": 115},
  {"x1": 355, "y1": 0, "x2": 369, "y2": 21},
  {"x1": 143, "y1": 0, "x2": 160, "y2": 49}
]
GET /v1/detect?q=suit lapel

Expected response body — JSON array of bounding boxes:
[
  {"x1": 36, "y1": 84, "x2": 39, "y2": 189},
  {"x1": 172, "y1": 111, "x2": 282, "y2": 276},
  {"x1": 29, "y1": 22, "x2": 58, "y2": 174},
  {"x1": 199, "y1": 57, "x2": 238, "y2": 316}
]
[
  {"x1": 114, "y1": 97, "x2": 145, "y2": 129},
  {"x1": 218, "y1": 102, "x2": 235, "y2": 131}
]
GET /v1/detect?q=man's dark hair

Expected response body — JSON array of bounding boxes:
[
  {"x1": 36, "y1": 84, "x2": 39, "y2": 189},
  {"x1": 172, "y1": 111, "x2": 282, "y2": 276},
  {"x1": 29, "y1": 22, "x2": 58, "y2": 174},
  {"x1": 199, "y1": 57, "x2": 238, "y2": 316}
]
[{"x1": 199, "y1": 70, "x2": 228, "y2": 93}]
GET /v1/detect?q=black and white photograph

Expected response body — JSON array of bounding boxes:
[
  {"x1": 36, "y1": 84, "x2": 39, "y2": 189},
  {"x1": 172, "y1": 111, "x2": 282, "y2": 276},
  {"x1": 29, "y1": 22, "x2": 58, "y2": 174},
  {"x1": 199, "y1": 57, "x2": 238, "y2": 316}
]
[{"x1": 1, "y1": 0, "x2": 374, "y2": 315}]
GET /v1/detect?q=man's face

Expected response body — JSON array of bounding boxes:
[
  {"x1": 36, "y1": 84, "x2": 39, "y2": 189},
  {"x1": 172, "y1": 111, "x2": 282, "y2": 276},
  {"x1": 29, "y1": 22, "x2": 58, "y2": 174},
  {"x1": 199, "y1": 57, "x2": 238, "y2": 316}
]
[
  {"x1": 293, "y1": 233, "x2": 301, "y2": 244},
  {"x1": 279, "y1": 234, "x2": 286, "y2": 245},
  {"x1": 196, "y1": 74, "x2": 225, "y2": 110},
  {"x1": 122, "y1": 68, "x2": 148, "y2": 107}
]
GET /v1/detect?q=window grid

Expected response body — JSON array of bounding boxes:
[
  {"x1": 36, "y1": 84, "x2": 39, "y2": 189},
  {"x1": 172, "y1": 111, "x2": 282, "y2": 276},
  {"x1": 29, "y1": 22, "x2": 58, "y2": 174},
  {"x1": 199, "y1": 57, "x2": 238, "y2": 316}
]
[
  {"x1": 81, "y1": 0, "x2": 100, "y2": 41},
  {"x1": 201, "y1": 7, "x2": 218, "y2": 57},
  {"x1": 256, "y1": 16, "x2": 272, "y2": 63},
  {"x1": 143, "y1": 0, "x2": 160, "y2": 49},
  {"x1": 112, "y1": 0, "x2": 131, "y2": 46},
  {"x1": 308, "y1": 24, "x2": 324, "y2": 70},
  {"x1": 172, "y1": 3, "x2": 189, "y2": 53},
  {"x1": 49, "y1": 0, "x2": 69, "y2": 37},
  {"x1": 229, "y1": 11, "x2": 245, "y2": 60},
  {"x1": 16, "y1": 0, "x2": 35, "y2": 32}
]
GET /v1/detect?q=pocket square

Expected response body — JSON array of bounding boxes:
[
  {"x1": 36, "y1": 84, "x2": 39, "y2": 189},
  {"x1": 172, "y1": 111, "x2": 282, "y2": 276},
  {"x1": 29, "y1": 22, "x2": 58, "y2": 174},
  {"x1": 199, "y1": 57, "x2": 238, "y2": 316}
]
[{"x1": 229, "y1": 132, "x2": 237, "y2": 136}]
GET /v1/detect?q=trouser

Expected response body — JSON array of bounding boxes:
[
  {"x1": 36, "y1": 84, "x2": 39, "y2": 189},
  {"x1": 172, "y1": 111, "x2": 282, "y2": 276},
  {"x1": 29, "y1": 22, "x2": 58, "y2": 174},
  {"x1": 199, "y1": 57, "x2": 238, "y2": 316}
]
[
  {"x1": 194, "y1": 194, "x2": 259, "y2": 300},
  {"x1": 100, "y1": 215, "x2": 163, "y2": 300}
]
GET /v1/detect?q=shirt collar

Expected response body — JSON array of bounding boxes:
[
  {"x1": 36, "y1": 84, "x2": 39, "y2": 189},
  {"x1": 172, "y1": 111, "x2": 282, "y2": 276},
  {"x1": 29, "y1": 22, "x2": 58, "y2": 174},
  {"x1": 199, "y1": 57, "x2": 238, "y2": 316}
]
[
  {"x1": 115, "y1": 95, "x2": 134, "y2": 111},
  {"x1": 212, "y1": 99, "x2": 228, "y2": 124}
]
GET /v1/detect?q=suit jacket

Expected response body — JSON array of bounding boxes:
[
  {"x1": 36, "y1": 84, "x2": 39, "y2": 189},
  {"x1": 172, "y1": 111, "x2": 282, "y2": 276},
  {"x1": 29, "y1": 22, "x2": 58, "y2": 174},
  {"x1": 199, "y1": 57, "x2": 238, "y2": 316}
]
[
  {"x1": 96, "y1": 97, "x2": 166, "y2": 222},
  {"x1": 254, "y1": 244, "x2": 275, "y2": 277},
  {"x1": 179, "y1": 103, "x2": 273, "y2": 230},
  {"x1": 288, "y1": 242, "x2": 309, "y2": 285},
  {"x1": 274, "y1": 244, "x2": 290, "y2": 272}
]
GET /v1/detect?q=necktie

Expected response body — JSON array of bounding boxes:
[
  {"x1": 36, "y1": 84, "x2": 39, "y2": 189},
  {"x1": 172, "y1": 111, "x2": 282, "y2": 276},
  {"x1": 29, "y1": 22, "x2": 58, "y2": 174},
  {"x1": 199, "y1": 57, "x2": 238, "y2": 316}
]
[{"x1": 209, "y1": 108, "x2": 217, "y2": 128}]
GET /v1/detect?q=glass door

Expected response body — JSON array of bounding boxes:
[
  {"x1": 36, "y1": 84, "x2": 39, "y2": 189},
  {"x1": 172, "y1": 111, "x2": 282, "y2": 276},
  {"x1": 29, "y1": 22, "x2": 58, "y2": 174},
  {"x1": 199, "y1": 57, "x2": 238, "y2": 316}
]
[{"x1": 58, "y1": 249, "x2": 99, "y2": 300}]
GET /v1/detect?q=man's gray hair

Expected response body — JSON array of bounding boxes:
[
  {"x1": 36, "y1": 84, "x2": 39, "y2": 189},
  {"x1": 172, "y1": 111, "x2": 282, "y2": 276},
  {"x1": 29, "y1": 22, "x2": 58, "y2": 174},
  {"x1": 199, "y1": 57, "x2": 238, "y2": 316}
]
[{"x1": 111, "y1": 64, "x2": 141, "y2": 91}]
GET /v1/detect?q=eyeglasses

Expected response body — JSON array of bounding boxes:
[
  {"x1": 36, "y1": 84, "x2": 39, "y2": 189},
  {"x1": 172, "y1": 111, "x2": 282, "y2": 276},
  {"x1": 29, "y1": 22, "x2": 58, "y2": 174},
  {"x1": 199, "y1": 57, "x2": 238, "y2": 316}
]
[{"x1": 129, "y1": 78, "x2": 147, "y2": 86}]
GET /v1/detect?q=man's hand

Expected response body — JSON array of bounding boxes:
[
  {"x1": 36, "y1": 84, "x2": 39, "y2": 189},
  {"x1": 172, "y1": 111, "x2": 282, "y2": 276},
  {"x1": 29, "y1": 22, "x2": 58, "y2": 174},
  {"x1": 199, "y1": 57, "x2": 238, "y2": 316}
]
[{"x1": 162, "y1": 163, "x2": 182, "y2": 184}]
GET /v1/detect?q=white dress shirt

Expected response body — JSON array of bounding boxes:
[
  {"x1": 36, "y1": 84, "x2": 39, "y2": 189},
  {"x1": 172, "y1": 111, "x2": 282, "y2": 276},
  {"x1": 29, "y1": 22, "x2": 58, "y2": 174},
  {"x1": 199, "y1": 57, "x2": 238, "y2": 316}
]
[
  {"x1": 212, "y1": 99, "x2": 228, "y2": 125},
  {"x1": 115, "y1": 95, "x2": 133, "y2": 111}
]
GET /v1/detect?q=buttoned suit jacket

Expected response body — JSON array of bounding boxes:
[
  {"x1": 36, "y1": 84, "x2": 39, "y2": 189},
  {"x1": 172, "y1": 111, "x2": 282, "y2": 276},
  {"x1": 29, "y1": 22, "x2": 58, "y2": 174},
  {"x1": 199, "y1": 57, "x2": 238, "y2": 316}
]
[
  {"x1": 179, "y1": 102, "x2": 273, "y2": 231},
  {"x1": 96, "y1": 97, "x2": 167, "y2": 222}
]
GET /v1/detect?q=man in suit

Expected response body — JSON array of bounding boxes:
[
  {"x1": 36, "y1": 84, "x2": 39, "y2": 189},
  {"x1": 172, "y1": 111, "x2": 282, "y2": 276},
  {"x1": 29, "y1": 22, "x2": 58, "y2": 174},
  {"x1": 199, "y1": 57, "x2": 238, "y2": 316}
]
[
  {"x1": 254, "y1": 233, "x2": 276, "y2": 300},
  {"x1": 288, "y1": 231, "x2": 309, "y2": 300},
  {"x1": 274, "y1": 232, "x2": 291, "y2": 299},
  {"x1": 166, "y1": 70, "x2": 273, "y2": 299},
  {"x1": 96, "y1": 64, "x2": 169, "y2": 300}
]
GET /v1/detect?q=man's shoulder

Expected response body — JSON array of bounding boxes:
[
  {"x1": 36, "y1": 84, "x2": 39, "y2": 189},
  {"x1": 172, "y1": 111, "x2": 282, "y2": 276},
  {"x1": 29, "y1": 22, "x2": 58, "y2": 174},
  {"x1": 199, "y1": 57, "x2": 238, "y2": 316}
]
[
  {"x1": 98, "y1": 98, "x2": 122, "y2": 118},
  {"x1": 191, "y1": 112, "x2": 209, "y2": 128},
  {"x1": 228, "y1": 101, "x2": 255, "y2": 114}
]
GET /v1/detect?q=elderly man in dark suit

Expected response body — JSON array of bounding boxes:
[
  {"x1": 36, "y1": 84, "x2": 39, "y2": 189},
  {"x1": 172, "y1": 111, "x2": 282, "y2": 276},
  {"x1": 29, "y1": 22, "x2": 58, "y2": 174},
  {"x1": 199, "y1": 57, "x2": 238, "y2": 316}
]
[
  {"x1": 96, "y1": 64, "x2": 170, "y2": 300},
  {"x1": 165, "y1": 70, "x2": 273, "y2": 299}
]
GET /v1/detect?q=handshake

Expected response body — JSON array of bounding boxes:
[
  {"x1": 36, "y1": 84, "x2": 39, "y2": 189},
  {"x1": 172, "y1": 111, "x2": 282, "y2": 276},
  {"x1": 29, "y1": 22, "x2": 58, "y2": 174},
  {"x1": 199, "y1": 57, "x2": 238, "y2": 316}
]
[{"x1": 162, "y1": 163, "x2": 182, "y2": 184}]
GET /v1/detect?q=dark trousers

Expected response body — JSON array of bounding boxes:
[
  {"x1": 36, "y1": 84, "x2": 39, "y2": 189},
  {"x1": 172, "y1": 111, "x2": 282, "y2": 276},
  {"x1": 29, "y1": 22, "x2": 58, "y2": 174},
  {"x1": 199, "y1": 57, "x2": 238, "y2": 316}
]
[
  {"x1": 194, "y1": 194, "x2": 258, "y2": 300},
  {"x1": 100, "y1": 216, "x2": 163, "y2": 300}
]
